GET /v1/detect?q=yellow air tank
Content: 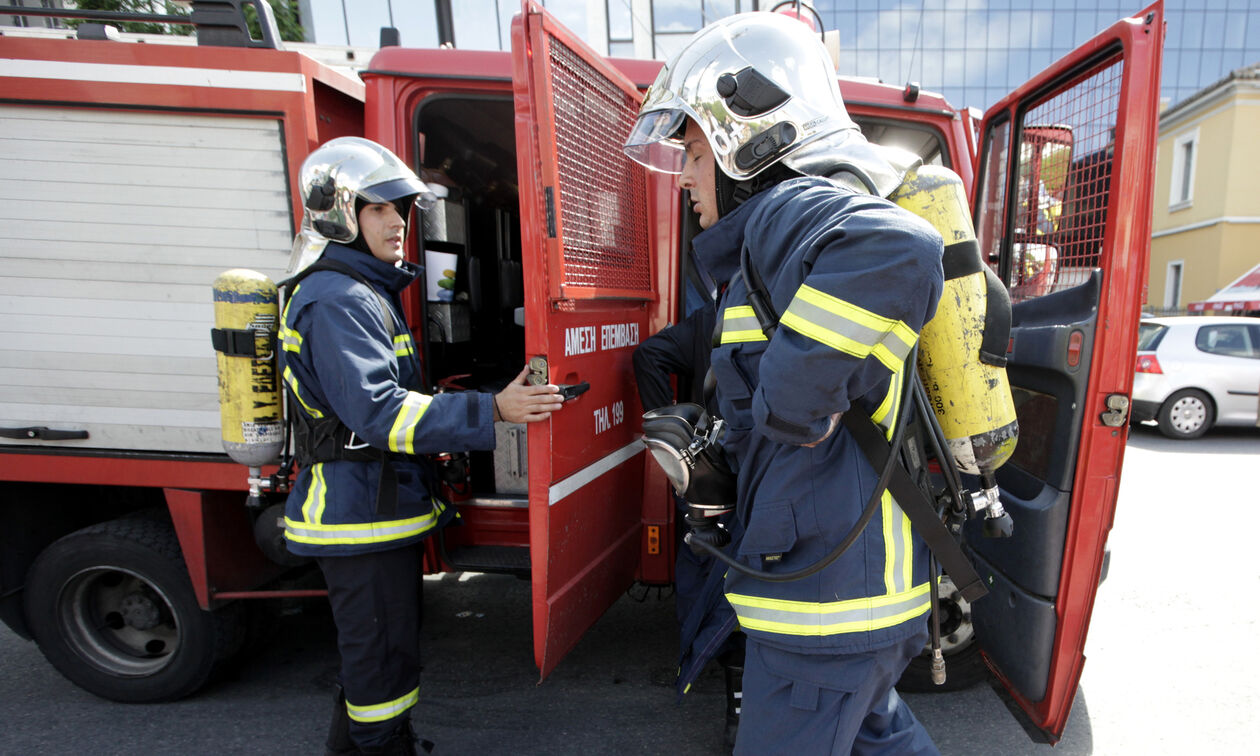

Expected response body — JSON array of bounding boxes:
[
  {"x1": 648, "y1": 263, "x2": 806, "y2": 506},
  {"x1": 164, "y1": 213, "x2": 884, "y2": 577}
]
[
  {"x1": 890, "y1": 166, "x2": 1018, "y2": 534},
  {"x1": 211, "y1": 269, "x2": 284, "y2": 471}
]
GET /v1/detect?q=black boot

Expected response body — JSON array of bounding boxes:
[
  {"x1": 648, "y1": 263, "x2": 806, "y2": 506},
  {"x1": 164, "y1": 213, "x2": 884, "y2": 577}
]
[
  {"x1": 723, "y1": 663, "x2": 743, "y2": 750},
  {"x1": 360, "y1": 719, "x2": 433, "y2": 756},
  {"x1": 325, "y1": 687, "x2": 358, "y2": 756}
]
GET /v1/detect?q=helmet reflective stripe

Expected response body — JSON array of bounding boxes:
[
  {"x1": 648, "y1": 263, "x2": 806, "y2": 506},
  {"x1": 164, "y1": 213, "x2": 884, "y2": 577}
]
[
  {"x1": 345, "y1": 687, "x2": 420, "y2": 723},
  {"x1": 624, "y1": 12, "x2": 857, "y2": 181},
  {"x1": 298, "y1": 136, "x2": 434, "y2": 244},
  {"x1": 388, "y1": 392, "x2": 434, "y2": 455},
  {"x1": 779, "y1": 284, "x2": 917, "y2": 373},
  {"x1": 726, "y1": 579, "x2": 931, "y2": 636},
  {"x1": 283, "y1": 502, "x2": 446, "y2": 546}
]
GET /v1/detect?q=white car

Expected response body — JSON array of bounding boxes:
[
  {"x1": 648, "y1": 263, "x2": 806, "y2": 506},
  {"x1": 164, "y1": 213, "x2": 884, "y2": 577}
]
[{"x1": 1131, "y1": 316, "x2": 1260, "y2": 438}]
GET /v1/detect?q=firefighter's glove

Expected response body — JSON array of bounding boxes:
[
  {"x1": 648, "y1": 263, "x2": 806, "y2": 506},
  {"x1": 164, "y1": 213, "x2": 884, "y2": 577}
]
[{"x1": 494, "y1": 365, "x2": 564, "y2": 424}]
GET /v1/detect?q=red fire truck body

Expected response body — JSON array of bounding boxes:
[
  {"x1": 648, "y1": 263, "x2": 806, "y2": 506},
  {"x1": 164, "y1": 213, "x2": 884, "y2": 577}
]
[{"x1": 0, "y1": 1, "x2": 1164, "y2": 742}]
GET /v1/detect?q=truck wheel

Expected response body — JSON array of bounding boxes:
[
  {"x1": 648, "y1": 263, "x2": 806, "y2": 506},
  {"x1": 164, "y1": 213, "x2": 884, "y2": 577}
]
[
  {"x1": 897, "y1": 575, "x2": 987, "y2": 692},
  {"x1": 1157, "y1": 388, "x2": 1214, "y2": 439},
  {"x1": 22, "y1": 515, "x2": 241, "y2": 703}
]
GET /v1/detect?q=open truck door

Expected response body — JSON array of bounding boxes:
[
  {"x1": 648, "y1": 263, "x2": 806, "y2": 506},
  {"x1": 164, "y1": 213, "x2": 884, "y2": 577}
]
[
  {"x1": 510, "y1": 1, "x2": 658, "y2": 678},
  {"x1": 970, "y1": 2, "x2": 1164, "y2": 742}
]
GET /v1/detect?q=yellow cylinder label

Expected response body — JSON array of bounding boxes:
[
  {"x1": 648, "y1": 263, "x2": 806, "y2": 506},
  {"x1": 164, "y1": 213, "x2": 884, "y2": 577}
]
[
  {"x1": 892, "y1": 166, "x2": 1019, "y2": 475},
  {"x1": 213, "y1": 269, "x2": 282, "y2": 464}
]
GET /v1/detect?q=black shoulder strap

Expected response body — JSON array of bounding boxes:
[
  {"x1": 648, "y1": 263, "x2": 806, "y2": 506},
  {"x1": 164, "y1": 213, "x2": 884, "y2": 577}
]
[
  {"x1": 738, "y1": 243, "x2": 987, "y2": 603},
  {"x1": 280, "y1": 259, "x2": 398, "y2": 340},
  {"x1": 840, "y1": 411, "x2": 986, "y2": 602}
]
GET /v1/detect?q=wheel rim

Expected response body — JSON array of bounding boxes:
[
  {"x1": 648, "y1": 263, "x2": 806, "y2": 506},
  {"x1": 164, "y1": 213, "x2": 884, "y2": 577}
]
[
  {"x1": 928, "y1": 575, "x2": 974, "y2": 654},
  {"x1": 56, "y1": 566, "x2": 181, "y2": 677},
  {"x1": 1169, "y1": 395, "x2": 1207, "y2": 434}
]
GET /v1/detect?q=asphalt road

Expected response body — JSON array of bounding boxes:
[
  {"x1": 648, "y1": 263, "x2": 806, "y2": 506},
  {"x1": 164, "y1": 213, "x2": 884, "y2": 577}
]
[{"x1": 1, "y1": 424, "x2": 1257, "y2": 755}]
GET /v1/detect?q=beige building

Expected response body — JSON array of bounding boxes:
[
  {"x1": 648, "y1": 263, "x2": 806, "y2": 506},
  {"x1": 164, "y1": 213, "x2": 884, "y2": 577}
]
[{"x1": 1149, "y1": 64, "x2": 1260, "y2": 314}]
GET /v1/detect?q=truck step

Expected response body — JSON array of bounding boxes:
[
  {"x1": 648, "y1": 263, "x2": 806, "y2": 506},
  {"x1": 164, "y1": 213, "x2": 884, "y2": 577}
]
[{"x1": 441, "y1": 544, "x2": 530, "y2": 576}]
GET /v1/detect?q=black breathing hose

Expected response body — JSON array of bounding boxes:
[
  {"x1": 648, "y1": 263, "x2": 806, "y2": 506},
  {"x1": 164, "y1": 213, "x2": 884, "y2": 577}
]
[{"x1": 688, "y1": 346, "x2": 919, "y2": 582}]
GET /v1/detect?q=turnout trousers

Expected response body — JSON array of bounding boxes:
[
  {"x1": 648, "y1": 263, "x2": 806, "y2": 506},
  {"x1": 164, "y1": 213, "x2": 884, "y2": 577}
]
[
  {"x1": 735, "y1": 633, "x2": 938, "y2": 756},
  {"x1": 318, "y1": 544, "x2": 424, "y2": 749}
]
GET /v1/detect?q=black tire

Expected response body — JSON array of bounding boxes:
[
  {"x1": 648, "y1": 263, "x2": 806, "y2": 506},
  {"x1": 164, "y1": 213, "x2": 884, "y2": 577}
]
[
  {"x1": 898, "y1": 575, "x2": 987, "y2": 693},
  {"x1": 1156, "y1": 388, "x2": 1214, "y2": 440},
  {"x1": 23, "y1": 515, "x2": 243, "y2": 703}
]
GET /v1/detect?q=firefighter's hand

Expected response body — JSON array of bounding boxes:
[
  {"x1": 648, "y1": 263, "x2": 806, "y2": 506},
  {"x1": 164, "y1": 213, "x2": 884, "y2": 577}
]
[
  {"x1": 802, "y1": 412, "x2": 842, "y2": 448},
  {"x1": 493, "y1": 366, "x2": 564, "y2": 423}
]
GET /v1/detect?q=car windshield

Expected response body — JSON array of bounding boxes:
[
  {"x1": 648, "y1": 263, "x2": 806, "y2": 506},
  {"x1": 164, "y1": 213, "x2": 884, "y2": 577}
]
[{"x1": 1136, "y1": 322, "x2": 1166, "y2": 351}]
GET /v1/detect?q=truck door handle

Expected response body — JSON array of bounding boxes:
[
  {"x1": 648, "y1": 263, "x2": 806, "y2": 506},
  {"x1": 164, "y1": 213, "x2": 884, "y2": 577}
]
[
  {"x1": 556, "y1": 382, "x2": 590, "y2": 401},
  {"x1": 0, "y1": 426, "x2": 90, "y2": 441}
]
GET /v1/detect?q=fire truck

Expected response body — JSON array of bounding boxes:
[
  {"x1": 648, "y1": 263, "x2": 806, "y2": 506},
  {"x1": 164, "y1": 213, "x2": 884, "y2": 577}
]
[{"x1": 0, "y1": 0, "x2": 1164, "y2": 743}]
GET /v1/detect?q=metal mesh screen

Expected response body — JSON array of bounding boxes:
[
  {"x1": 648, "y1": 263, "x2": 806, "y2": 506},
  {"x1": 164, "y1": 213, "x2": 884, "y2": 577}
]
[
  {"x1": 546, "y1": 35, "x2": 652, "y2": 296},
  {"x1": 1008, "y1": 55, "x2": 1124, "y2": 303}
]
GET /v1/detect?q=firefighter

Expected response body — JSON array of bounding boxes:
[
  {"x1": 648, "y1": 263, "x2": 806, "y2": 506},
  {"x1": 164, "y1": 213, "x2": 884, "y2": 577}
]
[
  {"x1": 625, "y1": 14, "x2": 942, "y2": 755},
  {"x1": 279, "y1": 137, "x2": 563, "y2": 755},
  {"x1": 633, "y1": 302, "x2": 746, "y2": 748}
]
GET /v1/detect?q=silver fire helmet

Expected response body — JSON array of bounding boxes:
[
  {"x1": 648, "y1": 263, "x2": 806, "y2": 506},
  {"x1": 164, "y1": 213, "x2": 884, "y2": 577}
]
[
  {"x1": 623, "y1": 12, "x2": 858, "y2": 182},
  {"x1": 297, "y1": 136, "x2": 435, "y2": 244}
]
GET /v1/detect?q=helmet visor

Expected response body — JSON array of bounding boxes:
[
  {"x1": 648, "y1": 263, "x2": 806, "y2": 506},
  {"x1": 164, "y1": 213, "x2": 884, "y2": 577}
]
[
  {"x1": 623, "y1": 109, "x2": 687, "y2": 174},
  {"x1": 359, "y1": 175, "x2": 430, "y2": 205}
]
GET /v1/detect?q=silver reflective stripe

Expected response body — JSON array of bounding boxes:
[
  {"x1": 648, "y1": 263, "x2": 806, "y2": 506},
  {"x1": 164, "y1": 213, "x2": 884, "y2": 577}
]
[
  {"x1": 884, "y1": 493, "x2": 911, "y2": 594},
  {"x1": 727, "y1": 583, "x2": 930, "y2": 636},
  {"x1": 346, "y1": 687, "x2": 419, "y2": 723},
  {"x1": 389, "y1": 392, "x2": 432, "y2": 454},
  {"x1": 782, "y1": 294, "x2": 913, "y2": 364},
  {"x1": 279, "y1": 324, "x2": 302, "y2": 353},
  {"x1": 283, "y1": 512, "x2": 439, "y2": 545},
  {"x1": 721, "y1": 306, "x2": 766, "y2": 343}
]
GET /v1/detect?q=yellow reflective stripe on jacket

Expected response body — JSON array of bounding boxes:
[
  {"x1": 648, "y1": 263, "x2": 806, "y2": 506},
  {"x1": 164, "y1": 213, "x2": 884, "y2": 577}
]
[
  {"x1": 726, "y1": 581, "x2": 931, "y2": 636},
  {"x1": 284, "y1": 502, "x2": 446, "y2": 546},
  {"x1": 388, "y1": 392, "x2": 433, "y2": 454},
  {"x1": 779, "y1": 284, "x2": 916, "y2": 373},
  {"x1": 720, "y1": 305, "x2": 768, "y2": 344},
  {"x1": 881, "y1": 490, "x2": 914, "y2": 595},
  {"x1": 279, "y1": 323, "x2": 302, "y2": 354},
  {"x1": 301, "y1": 463, "x2": 328, "y2": 524},
  {"x1": 345, "y1": 687, "x2": 419, "y2": 723},
  {"x1": 870, "y1": 368, "x2": 903, "y2": 441},
  {"x1": 279, "y1": 286, "x2": 303, "y2": 354},
  {"x1": 283, "y1": 365, "x2": 325, "y2": 419},
  {"x1": 393, "y1": 333, "x2": 415, "y2": 357}
]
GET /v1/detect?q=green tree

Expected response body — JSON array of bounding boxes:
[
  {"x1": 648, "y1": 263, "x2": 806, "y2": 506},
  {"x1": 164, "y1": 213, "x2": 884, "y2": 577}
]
[
  {"x1": 69, "y1": 1, "x2": 192, "y2": 36},
  {"x1": 68, "y1": 1, "x2": 305, "y2": 43}
]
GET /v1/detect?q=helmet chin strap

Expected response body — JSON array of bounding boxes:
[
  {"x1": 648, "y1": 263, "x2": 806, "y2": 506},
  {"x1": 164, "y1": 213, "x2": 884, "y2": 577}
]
[{"x1": 714, "y1": 161, "x2": 802, "y2": 219}]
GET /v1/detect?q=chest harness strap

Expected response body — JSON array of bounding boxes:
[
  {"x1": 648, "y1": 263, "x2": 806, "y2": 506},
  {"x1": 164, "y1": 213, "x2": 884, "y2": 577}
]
[
  {"x1": 697, "y1": 242, "x2": 986, "y2": 603},
  {"x1": 279, "y1": 259, "x2": 405, "y2": 519}
]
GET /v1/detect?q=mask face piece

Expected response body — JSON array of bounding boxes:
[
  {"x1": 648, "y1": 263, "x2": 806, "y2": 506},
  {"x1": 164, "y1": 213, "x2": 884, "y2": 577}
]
[{"x1": 641, "y1": 403, "x2": 737, "y2": 511}]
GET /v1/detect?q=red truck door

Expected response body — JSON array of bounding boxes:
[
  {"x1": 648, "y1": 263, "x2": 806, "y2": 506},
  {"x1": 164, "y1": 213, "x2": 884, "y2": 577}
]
[
  {"x1": 510, "y1": 1, "x2": 656, "y2": 678},
  {"x1": 970, "y1": 2, "x2": 1164, "y2": 742}
]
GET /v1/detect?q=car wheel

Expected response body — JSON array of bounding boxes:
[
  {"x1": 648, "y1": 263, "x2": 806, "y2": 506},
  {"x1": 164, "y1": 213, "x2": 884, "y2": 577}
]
[
  {"x1": 1156, "y1": 388, "x2": 1214, "y2": 440},
  {"x1": 898, "y1": 575, "x2": 986, "y2": 692},
  {"x1": 23, "y1": 515, "x2": 244, "y2": 703}
]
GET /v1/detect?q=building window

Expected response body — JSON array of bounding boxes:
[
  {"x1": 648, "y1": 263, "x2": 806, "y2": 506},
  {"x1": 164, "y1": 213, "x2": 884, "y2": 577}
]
[
  {"x1": 1165, "y1": 260, "x2": 1184, "y2": 309},
  {"x1": 1169, "y1": 128, "x2": 1198, "y2": 210}
]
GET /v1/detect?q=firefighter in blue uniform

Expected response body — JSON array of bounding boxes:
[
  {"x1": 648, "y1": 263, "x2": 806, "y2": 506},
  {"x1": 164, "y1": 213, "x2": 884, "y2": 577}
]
[
  {"x1": 279, "y1": 137, "x2": 563, "y2": 755},
  {"x1": 625, "y1": 14, "x2": 943, "y2": 755}
]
